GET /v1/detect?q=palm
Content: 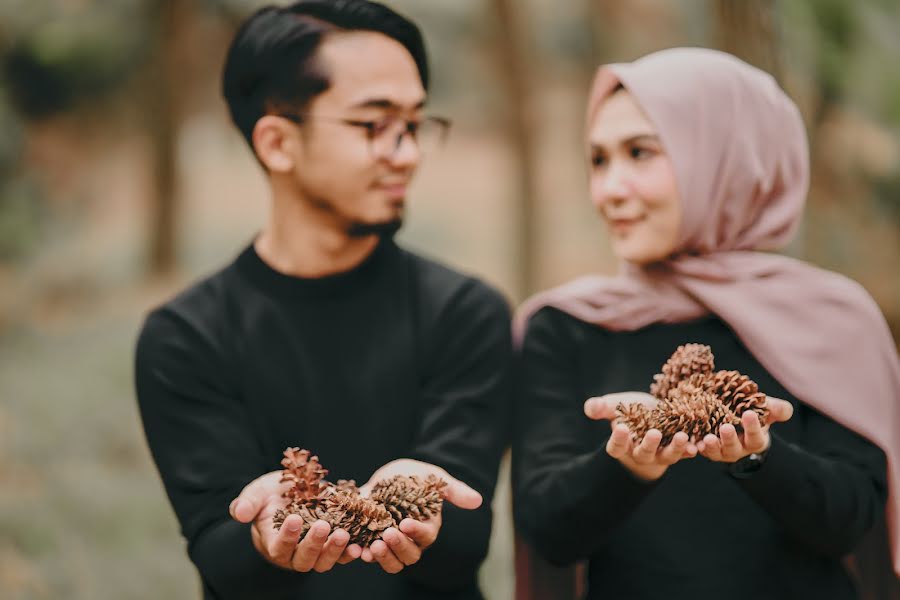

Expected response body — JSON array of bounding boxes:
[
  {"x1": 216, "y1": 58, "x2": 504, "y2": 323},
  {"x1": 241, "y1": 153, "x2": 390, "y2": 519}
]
[{"x1": 360, "y1": 459, "x2": 438, "y2": 496}]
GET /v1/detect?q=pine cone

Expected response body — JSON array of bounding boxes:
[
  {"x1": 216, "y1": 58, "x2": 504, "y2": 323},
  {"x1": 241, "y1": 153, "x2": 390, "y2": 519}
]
[
  {"x1": 656, "y1": 386, "x2": 740, "y2": 444},
  {"x1": 272, "y1": 500, "x2": 330, "y2": 535},
  {"x1": 279, "y1": 448, "x2": 330, "y2": 504},
  {"x1": 270, "y1": 448, "x2": 454, "y2": 547},
  {"x1": 708, "y1": 370, "x2": 769, "y2": 425},
  {"x1": 650, "y1": 344, "x2": 715, "y2": 399},
  {"x1": 323, "y1": 491, "x2": 396, "y2": 547},
  {"x1": 335, "y1": 479, "x2": 360, "y2": 495},
  {"x1": 615, "y1": 402, "x2": 655, "y2": 442},
  {"x1": 369, "y1": 475, "x2": 447, "y2": 523}
]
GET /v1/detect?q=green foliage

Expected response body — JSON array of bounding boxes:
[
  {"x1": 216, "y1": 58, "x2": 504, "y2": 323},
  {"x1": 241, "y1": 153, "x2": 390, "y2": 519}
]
[{"x1": 3, "y1": 10, "x2": 148, "y2": 119}]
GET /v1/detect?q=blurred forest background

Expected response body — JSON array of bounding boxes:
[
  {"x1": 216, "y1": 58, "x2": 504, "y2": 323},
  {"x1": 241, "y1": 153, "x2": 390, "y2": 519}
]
[{"x1": 1, "y1": 0, "x2": 899, "y2": 598}]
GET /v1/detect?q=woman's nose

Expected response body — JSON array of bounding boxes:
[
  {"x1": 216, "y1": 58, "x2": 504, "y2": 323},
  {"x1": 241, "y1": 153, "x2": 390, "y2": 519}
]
[{"x1": 591, "y1": 160, "x2": 631, "y2": 207}]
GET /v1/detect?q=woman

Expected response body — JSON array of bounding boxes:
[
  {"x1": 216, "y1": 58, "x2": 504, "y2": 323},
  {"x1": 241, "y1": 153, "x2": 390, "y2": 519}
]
[{"x1": 512, "y1": 47, "x2": 899, "y2": 599}]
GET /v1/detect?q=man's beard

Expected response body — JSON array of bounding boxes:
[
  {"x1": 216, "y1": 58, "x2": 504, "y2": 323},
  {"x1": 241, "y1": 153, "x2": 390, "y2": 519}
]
[{"x1": 347, "y1": 218, "x2": 403, "y2": 238}]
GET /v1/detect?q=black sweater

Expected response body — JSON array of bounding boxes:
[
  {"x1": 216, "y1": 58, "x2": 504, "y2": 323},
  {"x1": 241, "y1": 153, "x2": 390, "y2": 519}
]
[
  {"x1": 513, "y1": 307, "x2": 888, "y2": 600},
  {"x1": 135, "y1": 238, "x2": 512, "y2": 600}
]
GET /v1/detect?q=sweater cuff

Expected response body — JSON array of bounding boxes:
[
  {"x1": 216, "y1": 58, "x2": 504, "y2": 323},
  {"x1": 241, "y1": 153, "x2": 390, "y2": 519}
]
[
  {"x1": 579, "y1": 448, "x2": 661, "y2": 504},
  {"x1": 732, "y1": 432, "x2": 802, "y2": 498}
]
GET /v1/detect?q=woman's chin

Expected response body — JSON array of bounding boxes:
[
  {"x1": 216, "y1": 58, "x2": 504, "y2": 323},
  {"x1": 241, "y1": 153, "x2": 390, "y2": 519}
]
[{"x1": 612, "y1": 240, "x2": 672, "y2": 265}]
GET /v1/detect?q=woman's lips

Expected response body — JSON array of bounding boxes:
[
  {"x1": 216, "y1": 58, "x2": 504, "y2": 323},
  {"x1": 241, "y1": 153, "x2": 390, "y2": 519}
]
[{"x1": 608, "y1": 216, "x2": 645, "y2": 233}]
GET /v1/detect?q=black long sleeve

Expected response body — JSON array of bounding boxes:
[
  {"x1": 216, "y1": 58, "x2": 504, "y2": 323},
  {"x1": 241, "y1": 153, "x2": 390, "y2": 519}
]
[
  {"x1": 512, "y1": 307, "x2": 888, "y2": 600},
  {"x1": 737, "y1": 421, "x2": 887, "y2": 558},
  {"x1": 135, "y1": 239, "x2": 511, "y2": 600},
  {"x1": 404, "y1": 280, "x2": 511, "y2": 588},
  {"x1": 512, "y1": 306, "x2": 659, "y2": 565}
]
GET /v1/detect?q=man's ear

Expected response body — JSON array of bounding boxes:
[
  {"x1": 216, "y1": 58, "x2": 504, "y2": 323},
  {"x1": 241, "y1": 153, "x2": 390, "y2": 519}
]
[{"x1": 252, "y1": 116, "x2": 296, "y2": 173}]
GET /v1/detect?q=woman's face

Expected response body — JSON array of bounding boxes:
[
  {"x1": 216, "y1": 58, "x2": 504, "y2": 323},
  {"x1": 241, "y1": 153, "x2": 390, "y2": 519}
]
[{"x1": 588, "y1": 89, "x2": 682, "y2": 265}]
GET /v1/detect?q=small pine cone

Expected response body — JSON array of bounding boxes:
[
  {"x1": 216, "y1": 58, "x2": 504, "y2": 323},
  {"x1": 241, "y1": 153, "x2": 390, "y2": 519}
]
[
  {"x1": 650, "y1": 344, "x2": 715, "y2": 399},
  {"x1": 656, "y1": 387, "x2": 740, "y2": 444},
  {"x1": 370, "y1": 475, "x2": 447, "y2": 523},
  {"x1": 324, "y1": 491, "x2": 396, "y2": 547},
  {"x1": 272, "y1": 500, "x2": 330, "y2": 535},
  {"x1": 280, "y1": 448, "x2": 330, "y2": 504},
  {"x1": 666, "y1": 372, "x2": 713, "y2": 398},
  {"x1": 615, "y1": 402, "x2": 654, "y2": 441},
  {"x1": 335, "y1": 479, "x2": 360, "y2": 495},
  {"x1": 709, "y1": 370, "x2": 769, "y2": 425}
]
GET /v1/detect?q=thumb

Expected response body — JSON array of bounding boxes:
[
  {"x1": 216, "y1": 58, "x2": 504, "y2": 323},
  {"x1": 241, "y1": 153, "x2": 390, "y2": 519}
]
[
  {"x1": 584, "y1": 396, "x2": 616, "y2": 420},
  {"x1": 765, "y1": 396, "x2": 794, "y2": 424},
  {"x1": 586, "y1": 392, "x2": 657, "y2": 421},
  {"x1": 441, "y1": 475, "x2": 482, "y2": 510},
  {"x1": 229, "y1": 477, "x2": 271, "y2": 523}
]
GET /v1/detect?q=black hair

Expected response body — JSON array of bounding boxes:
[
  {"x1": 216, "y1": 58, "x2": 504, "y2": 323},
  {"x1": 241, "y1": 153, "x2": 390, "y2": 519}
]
[{"x1": 222, "y1": 0, "x2": 429, "y2": 152}]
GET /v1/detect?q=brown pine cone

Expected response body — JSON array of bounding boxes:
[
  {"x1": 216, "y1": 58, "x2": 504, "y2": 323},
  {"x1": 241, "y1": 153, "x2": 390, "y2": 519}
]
[
  {"x1": 369, "y1": 475, "x2": 447, "y2": 524},
  {"x1": 279, "y1": 448, "x2": 330, "y2": 504},
  {"x1": 656, "y1": 387, "x2": 740, "y2": 444},
  {"x1": 650, "y1": 344, "x2": 715, "y2": 399},
  {"x1": 323, "y1": 491, "x2": 396, "y2": 547},
  {"x1": 334, "y1": 479, "x2": 360, "y2": 495},
  {"x1": 272, "y1": 500, "x2": 330, "y2": 535},
  {"x1": 615, "y1": 402, "x2": 655, "y2": 442},
  {"x1": 708, "y1": 370, "x2": 769, "y2": 425}
]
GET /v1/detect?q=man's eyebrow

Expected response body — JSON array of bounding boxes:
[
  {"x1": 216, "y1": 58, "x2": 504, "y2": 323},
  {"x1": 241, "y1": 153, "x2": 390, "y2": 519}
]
[{"x1": 350, "y1": 97, "x2": 427, "y2": 111}]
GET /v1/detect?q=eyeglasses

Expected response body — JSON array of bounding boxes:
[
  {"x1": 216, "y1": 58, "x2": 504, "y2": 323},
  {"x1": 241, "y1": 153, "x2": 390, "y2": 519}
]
[{"x1": 278, "y1": 112, "x2": 451, "y2": 159}]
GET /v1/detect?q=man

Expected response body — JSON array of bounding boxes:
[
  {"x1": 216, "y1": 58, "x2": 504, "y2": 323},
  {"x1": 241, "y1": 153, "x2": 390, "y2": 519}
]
[{"x1": 134, "y1": 2, "x2": 511, "y2": 598}]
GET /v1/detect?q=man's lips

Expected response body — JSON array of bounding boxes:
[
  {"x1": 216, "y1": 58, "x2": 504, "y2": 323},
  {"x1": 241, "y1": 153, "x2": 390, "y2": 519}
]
[{"x1": 376, "y1": 182, "x2": 408, "y2": 199}]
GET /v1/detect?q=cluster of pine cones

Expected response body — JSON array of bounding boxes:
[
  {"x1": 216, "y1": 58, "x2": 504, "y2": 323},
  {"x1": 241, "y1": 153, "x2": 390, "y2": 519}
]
[
  {"x1": 615, "y1": 344, "x2": 769, "y2": 446},
  {"x1": 271, "y1": 448, "x2": 446, "y2": 547}
]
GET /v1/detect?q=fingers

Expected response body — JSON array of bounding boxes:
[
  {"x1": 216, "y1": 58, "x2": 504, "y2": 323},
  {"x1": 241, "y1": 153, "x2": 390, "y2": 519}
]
[
  {"x1": 631, "y1": 429, "x2": 662, "y2": 463},
  {"x1": 701, "y1": 424, "x2": 749, "y2": 463},
  {"x1": 718, "y1": 424, "x2": 743, "y2": 459},
  {"x1": 741, "y1": 411, "x2": 769, "y2": 453},
  {"x1": 338, "y1": 544, "x2": 362, "y2": 564},
  {"x1": 699, "y1": 433, "x2": 723, "y2": 461},
  {"x1": 369, "y1": 539, "x2": 406, "y2": 574},
  {"x1": 265, "y1": 514, "x2": 305, "y2": 564},
  {"x1": 605, "y1": 423, "x2": 633, "y2": 459},
  {"x1": 399, "y1": 517, "x2": 439, "y2": 550},
  {"x1": 658, "y1": 432, "x2": 689, "y2": 465},
  {"x1": 313, "y1": 528, "x2": 351, "y2": 573},
  {"x1": 382, "y1": 526, "x2": 423, "y2": 566},
  {"x1": 291, "y1": 520, "x2": 330, "y2": 572},
  {"x1": 765, "y1": 396, "x2": 794, "y2": 424}
]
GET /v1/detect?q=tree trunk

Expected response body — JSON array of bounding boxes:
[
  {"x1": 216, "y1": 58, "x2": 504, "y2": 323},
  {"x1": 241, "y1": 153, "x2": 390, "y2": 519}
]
[
  {"x1": 712, "y1": 0, "x2": 781, "y2": 81},
  {"x1": 490, "y1": 0, "x2": 539, "y2": 301},
  {"x1": 146, "y1": 0, "x2": 181, "y2": 275}
]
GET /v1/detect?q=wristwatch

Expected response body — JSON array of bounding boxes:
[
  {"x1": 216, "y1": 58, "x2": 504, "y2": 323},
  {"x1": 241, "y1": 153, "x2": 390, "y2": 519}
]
[{"x1": 727, "y1": 449, "x2": 768, "y2": 479}]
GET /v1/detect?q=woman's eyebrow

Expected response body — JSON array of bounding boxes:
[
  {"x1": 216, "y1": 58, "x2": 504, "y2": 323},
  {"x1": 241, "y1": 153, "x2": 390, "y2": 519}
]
[{"x1": 590, "y1": 133, "x2": 659, "y2": 152}]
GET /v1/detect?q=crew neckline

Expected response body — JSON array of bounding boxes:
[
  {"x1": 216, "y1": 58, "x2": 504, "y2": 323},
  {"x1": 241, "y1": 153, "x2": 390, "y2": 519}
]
[{"x1": 235, "y1": 235, "x2": 397, "y2": 298}]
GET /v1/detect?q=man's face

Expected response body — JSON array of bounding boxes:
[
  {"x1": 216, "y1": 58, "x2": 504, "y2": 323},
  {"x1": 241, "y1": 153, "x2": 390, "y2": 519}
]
[{"x1": 286, "y1": 31, "x2": 426, "y2": 236}]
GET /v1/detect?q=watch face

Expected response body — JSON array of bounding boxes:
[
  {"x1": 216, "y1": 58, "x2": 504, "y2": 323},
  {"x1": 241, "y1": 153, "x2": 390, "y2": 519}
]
[{"x1": 728, "y1": 451, "x2": 766, "y2": 479}]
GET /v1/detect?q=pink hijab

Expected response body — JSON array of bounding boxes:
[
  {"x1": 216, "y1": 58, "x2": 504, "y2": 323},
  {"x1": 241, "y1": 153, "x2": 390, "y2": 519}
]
[{"x1": 515, "y1": 47, "x2": 900, "y2": 575}]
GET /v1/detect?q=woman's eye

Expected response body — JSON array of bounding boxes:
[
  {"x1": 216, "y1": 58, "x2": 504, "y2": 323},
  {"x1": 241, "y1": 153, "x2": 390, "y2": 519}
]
[
  {"x1": 591, "y1": 154, "x2": 607, "y2": 167},
  {"x1": 630, "y1": 146, "x2": 653, "y2": 160}
]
